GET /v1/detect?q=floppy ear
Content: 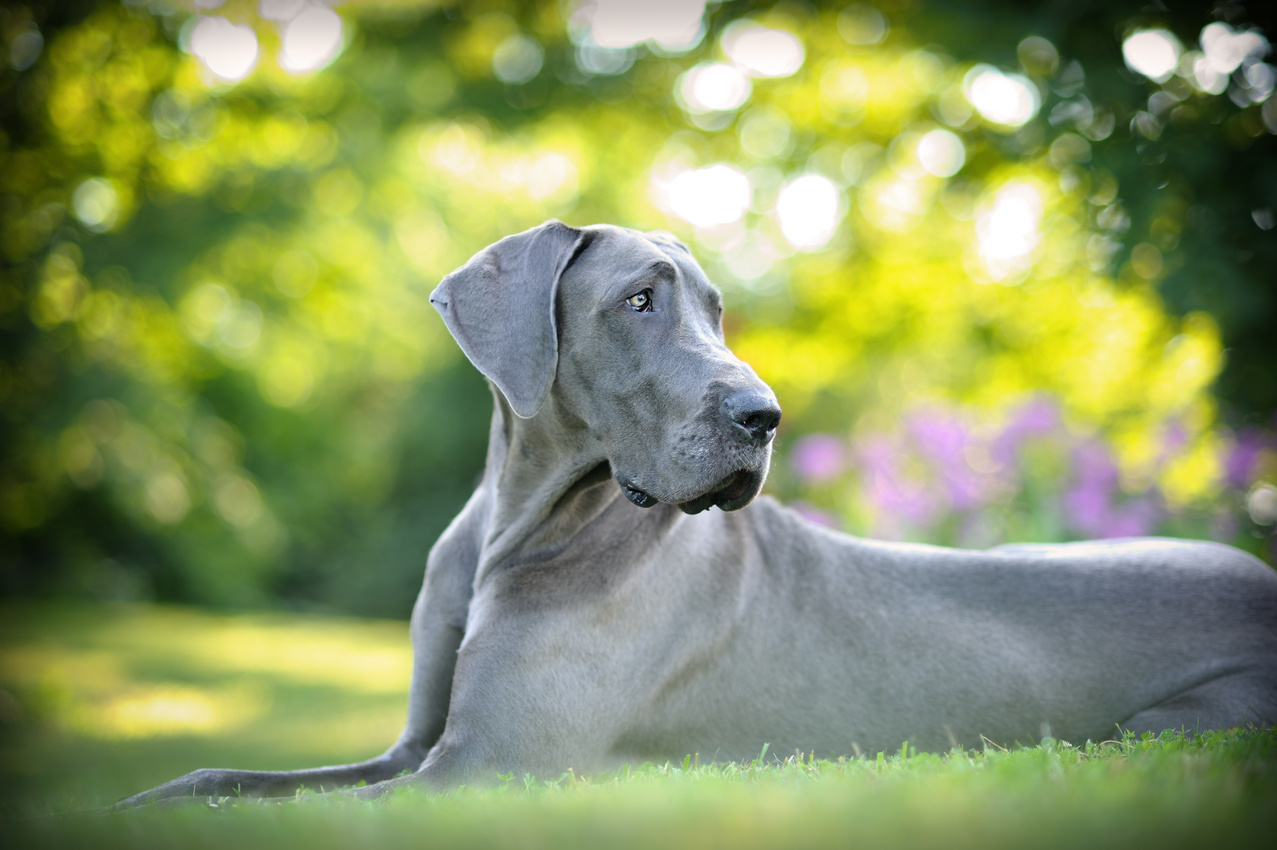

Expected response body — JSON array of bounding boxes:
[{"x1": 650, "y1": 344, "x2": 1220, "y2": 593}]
[{"x1": 430, "y1": 221, "x2": 586, "y2": 419}]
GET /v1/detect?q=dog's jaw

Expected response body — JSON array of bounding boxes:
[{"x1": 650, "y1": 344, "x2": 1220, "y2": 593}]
[
  {"x1": 616, "y1": 467, "x2": 766, "y2": 514},
  {"x1": 675, "y1": 468, "x2": 765, "y2": 514}
]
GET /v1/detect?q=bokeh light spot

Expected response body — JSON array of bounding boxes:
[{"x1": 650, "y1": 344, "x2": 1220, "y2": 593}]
[
  {"x1": 1185, "y1": 51, "x2": 1228, "y2": 94},
  {"x1": 863, "y1": 176, "x2": 927, "y2": 232},
  {"x1": 493, "y1": 34, "x2": 544, "y2": 84},
  {"x1": 575, "y1": 44, "x2": 634, "y2": 75},
  {"x1": 1122, "y1": 29, "x2": 1181, "y2": 83},
  {"x1": 1243, "y1": 62, "x2": 1276, "y2": 103},
  {"x1": 677, "y1": 62, "x2": 752, "y2": 113},
  {"x1": 215, "y1": 475, "x2": 263, "y2": 528},
  {"x1": 222, "y1": 301, "x2": 263, "y2": 351},
  {"x1": 272, "y1": 249, "x2": 318, "y2": 298},
  {"x1": 964, "y1": 65, "x2": 1040, "y2": 128},
  {"x1": 1131, "y1": 243, "x2": 1163, "y2": 279},
  {"x1": 837, "y1": 4, "x2": 889, "y2": 47},
  {"x1": 280, "y1": 6, "x2": 344, "y2": 74},
  {"x1": 527, "y1": 153, "x2": 578, "y2": 202},
  {"x1": 9, "y1": 25, "x2": 43, "y2": 71},
  {"x1": 662, "y1": 164, "x2": 752, "y2": 228},
  {"x1": 1200, "y1": 22, "x2": 1268, "y2": 75},
  {"x1": 976, "y1": 182, "x2": 1043, "y2": 280},
  {"x1": 188, "y1": 16, "x2": 259, "y2": 82},
  {"x1": 739, "y1": 107, "x2": 793, "y2": 159},
  {"x1": 261, "y1": 355, "x2": 315, "y2": 408},
  {"x1": 259, "y1": 0, "x2": 305, "y2": 22},
  {"x1": 576, "y1": 0, "x2": 706, "y2": 51},
  {"x1": 820, "y1": 64, "x2": 870, "y2": 116},
  {"x1": 722, "y1": 228, "x2": 780, "y2": 282},
  {"x1": 1017, "y1": 36, "x2": 1059, "y2": 77},
  {"x1": 916, "y1": 129, "x2": 965, "y2": 178},
  {"x1": 721, "y1": 21, "x2": 804, "y2": 78},
  {"x1": 776, "y1": 174, "x2": 841, "y2": 251},
  {"x1": 145, "y1": 473, "x2": 190, "y2": 524},
  {"x1": 72, "y1": 178, "x2": 119, "y2": 232},
  {"x1": 181, "y1": 283, "x2": 232, "y2": 345},
  {"x1": 1048, "y1": 133, "x2": 1091, "y2": 169},
  {"x1": 1249, "y1": 484, "x2": 1277, "y2": 525}
]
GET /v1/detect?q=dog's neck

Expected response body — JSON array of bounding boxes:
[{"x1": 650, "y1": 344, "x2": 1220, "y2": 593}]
[{"x1": 472, "y1": 387, "x2": 621, "y2": 585}]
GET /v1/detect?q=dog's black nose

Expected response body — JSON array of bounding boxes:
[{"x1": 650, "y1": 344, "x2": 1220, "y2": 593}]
[{"x1": 724, "y1": 390, "x2": 782, "y2": 445}]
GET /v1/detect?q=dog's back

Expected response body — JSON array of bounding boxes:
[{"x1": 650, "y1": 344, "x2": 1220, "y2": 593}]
[{"x1": 610, "y1": 497, "x2": 1277, "y2": 760}]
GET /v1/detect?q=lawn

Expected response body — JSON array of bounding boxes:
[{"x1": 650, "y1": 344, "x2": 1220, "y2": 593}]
[{"x1": 2, "y1": 602, "x2": 1274, "y2": 849}]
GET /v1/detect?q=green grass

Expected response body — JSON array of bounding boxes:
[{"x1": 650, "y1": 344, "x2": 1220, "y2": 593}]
[{"x1": 3, "y1": 602, "x2": 1275, "y2": 849}]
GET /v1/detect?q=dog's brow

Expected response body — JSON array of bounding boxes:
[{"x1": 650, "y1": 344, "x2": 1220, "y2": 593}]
[{"x1": 635, "y1": 259, "x2": 677, "y2": 283}]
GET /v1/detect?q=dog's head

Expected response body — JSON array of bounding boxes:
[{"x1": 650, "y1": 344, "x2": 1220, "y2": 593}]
[{"x1": 431, "y1": 221, "x2": 780, "y2": 514}]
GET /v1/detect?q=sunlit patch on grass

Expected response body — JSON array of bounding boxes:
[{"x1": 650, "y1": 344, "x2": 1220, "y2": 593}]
[
  {"x1": 1, "y1": 606, "x2": 412, "y2": 695},
  {"x1": 0, "y1": 603, "x2": 410, "y2": 769},
  {"x1": 172, "y1": 621, "x2": 412, "y2": 694},
  {"x1": 2, "y1": 647, "x2": 127, "y2": 692},
  {"x1": 66, "y1": 683, "x2": 268, "y2": 739}
]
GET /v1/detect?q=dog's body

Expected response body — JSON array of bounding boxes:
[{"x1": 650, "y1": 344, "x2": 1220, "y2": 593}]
[{"x1": 119, "y1": 222, "x2": 1277, "y2": 806}]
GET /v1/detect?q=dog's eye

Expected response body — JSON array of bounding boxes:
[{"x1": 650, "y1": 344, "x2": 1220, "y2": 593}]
[{"x1": 626, "y1": 290, "x2": 653, "y2": 312}]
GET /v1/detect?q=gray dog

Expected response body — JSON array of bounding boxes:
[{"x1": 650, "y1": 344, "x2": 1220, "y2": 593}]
[{"x1": 118, "y1": 221, "x2": 1277, "y2": 806}]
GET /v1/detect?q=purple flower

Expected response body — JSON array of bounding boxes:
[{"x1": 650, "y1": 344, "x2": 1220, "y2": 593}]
[
  {"x1": 853, "y1": 434, "x2": 898, "y2": 476},
  {"x1": 906, "y1": 409, "x2": 988, "y2": 512},
  {"x1": 1063, "y1": 482, "x2": 1110, "y2": 537},
  {"x1": 1097, "y1": 497, "x2": 1161, "y2": 539},
  {"x1": 849, "y1": 434, "x2": 942, "y2": 533},
  {"x1": 992, "y1": 396, "x2": 1060, "y2": 466},
  {"x1": 1061, "y1": 440, "x2": 1164, "y2": 538},
  {"x1": 1156, "y1": 421, "x2": 1188, "y2": 467},
  {"x1": 790, "y1": 434, "x2": 848, "y2": 483},
  {"x1": 1071, "y1": 440, "x2": 1119, "y2": 487},
  {"x1": 1062, "y1": 441, "x2": 1119, "y2": 536},
  {"x1": 1010, "y1": 395, "x2": 1060, "y2": 434},
  {"x1": 1225, "y1": 428, "x2": 1272, "y2": 489},
  {"x1": 907, "y1": 409, "x2": 967, "y2": 469},
  {"x1": 866, "y1": 467, "x2": 941, "y2": 527}
]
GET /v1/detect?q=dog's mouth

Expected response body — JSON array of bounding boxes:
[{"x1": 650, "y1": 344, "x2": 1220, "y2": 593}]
[
  {"x1": 620, "y1": 481, "x2": 659, "y2": 508},
  {"x1": 676, "y1": 469, "x2": 761, "y2": 514},
  {"x1": 618, "y1": 470, "x2": 761, "y2": 515}
]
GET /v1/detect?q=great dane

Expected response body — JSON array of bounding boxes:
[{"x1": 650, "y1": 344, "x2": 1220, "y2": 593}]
[{"x1": 118, "y1": 221, "x2": 1277, "y2": 806}]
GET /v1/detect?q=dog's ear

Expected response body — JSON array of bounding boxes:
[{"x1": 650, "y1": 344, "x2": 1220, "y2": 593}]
[{"x1": 430, "y1": 220, "x2": 586, "y2": 419}]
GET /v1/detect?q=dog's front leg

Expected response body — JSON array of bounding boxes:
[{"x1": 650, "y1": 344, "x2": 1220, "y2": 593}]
[
  {"x1": 388, "y1": 502, "x2": 483, "y2": 764},
  {"x1": 352, "y1": 579, "x2": 662, "y2": 800},
  {"x1": 110, "y1": 493, "x2": 487, "y2": 809},
  {"x1": 109, "y1": 578, "x2": 464, "y2": 809},
  {"x1": 107, "y1": 752, "x2": 419, "y2": 810}
]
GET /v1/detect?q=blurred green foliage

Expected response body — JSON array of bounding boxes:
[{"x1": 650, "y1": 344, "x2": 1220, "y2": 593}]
[{"x1": 1, "y1": 0, "x2": 1275, "y2": 616}]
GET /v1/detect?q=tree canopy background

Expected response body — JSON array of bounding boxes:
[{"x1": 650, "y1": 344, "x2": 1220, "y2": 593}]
[{"x1": 1, "y1": 0, "x2": 1275, "y2": 618}]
